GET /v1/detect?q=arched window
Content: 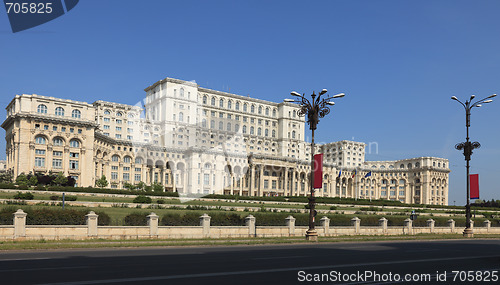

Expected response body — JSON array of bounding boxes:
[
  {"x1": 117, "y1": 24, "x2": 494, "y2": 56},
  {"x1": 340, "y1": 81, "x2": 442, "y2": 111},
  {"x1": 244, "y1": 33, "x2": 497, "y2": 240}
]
[
  {"x1": 292, "y1": 130, "x2": 296, "y2": 139},
  {"x1": 272, "y1": 130, "x2": 276, "y2": 137},
  {"x1": 128, "y1": 113, "x2": 134, "y2": 118},
  {"x1": 235, "y1": 101, "x2": 240, "y2": 110},
  {"x1": 235, "y1": 124, "x2": 239, "y2": 132},
  {"x1": 219, "y1": 121, "x2": 223, "y2": 130},
  {"x1": 257, "y1": 128, "x2": 262, "y2": 136},
  {"x1": 219, "y1": 99, "x2": 224, "y2": 108},
  {"x1": 204, "y1": 163, "x2": 211, "y2": 169},
  {"x1": 407, "y1": 163, "x2": 412, "y2": 169},
  {"x1": 123, "y1": 156, "x2": 131, "y2": 163},
  {"x1": 179, "y1": 112, "x2": 184, "y2": 122},
  {"x1": 37, "y1": 104, "x2": 47, "y2": 114},
  {"x1": 35, "y1": 136, "x2": 46, "y2": 145},
  {"x1": 258, "y1": 106, "x2": 262, "y2": 114},
  {"x1": 210, "y1": 120, "x2": 215, "y2": 129},
  {"x1": 265, "y1": 108, "x2": 269, "y2": 116},
  {"x1": 265, "y1": 129, "x2": 269, "y2": 136},
  {"x1": 135, "y1": 157, "x2": 143, "y2": 164},
  {"x1": 400, "y1": 164, "x2": 404, "y2": 169},
  {"x1": 202, "y1": 119, "x2": 207, "y2": 128},
  {"x1": 293, "y1": 110, "x2": 296, "y2": 117},
  {"x1": 251, "y1": 105, "x2": 255, "y2": 113},
  {"x1": 203, "y1": 95, "x2": 207, "y2": 104},
  {"x1": 243, "y1": 125, "x2": 247, "y2": 133},
  {"x1": 72, "y1": 109, "x2": 81, "y2": 119},
  {"x1": 272, "y1": 109, "x2": 277, "y2": 117},
  {"x1": 211, "y1": 97, "x2": 216, "y2": 106},
  {"x1": 227, "y1": 100, "x2": 232, "y2": 109},
  {"x1": 243, "y1": 103, "x2": 248, "y2": 112},
  {"x1": 53, "y1": 137, "x2": 64, "y2": 146},
  {"x1": 112, "y1": 155, "x2": 120, "y2": 162},
  {"x1": 399, "y1": 179, "x2": 405, "y2": 185},
  {"x1": 69, "y1": 139, "x2": 80, "y2": 148},
  {"x1": 227, "y1": 122, "x2": 231, "y2": 131},
  {"x1": 104, "y1": 110, "x2": 111, "y2": 115},
  {"x1": 116, "y1": 112, "x2": 122, "y2": 117},
  {"x1": 415, "y1": 162, "x2": 420, "y2": 168},
  {"x1": 250, "y1": 126, "x2": 254, "y2": 134},
  {"x1": 180, "y1": 88, "x2": 184, "y2": 97},
  {"x1": 55, "y1": 107, "x2": 64, "y2": 116}
]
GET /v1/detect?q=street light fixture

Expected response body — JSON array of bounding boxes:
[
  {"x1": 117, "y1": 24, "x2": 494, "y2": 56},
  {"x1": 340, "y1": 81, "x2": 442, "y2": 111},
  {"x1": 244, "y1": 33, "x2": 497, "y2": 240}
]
[
  {"x1": 287, "y1": 89, "x2": 345, "y2": 241},
  {"x1": 452, "y1": 94, "x2": 496, "y2": 237}
]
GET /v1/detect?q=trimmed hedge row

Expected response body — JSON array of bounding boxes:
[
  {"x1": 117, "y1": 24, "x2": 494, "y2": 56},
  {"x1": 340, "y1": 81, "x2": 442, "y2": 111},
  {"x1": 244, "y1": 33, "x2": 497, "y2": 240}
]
[
  {"x1": 0, "y1": 183, "x2": 179, "y2": 197},
  {"x1": 0, "y1": 207, "x2": 111, "y2": 225},
  {"x1": 155, "y1": 212, "x2": 486, "y2": 227}
]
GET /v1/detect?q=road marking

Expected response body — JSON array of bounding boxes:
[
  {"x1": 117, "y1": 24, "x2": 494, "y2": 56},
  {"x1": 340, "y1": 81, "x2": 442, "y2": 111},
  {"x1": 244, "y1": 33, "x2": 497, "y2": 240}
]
[
  {"x1": 0, "y1": 257, "x2": 51, "y2": 262},
  {"x1": 0, "y1": 266, "x2": 89, "y2": 273},
  {"x1": 252, "y1": 255, "x2": 308, "y2": 260},
  {"x1": 38, "y1": 254, "x2": 500, "y2": 285}
]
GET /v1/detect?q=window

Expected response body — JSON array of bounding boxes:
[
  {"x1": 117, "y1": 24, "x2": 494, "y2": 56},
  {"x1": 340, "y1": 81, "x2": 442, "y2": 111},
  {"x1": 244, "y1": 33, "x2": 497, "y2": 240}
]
[
  {"x1": 228, "y1": 101, "x2": 232, "y2": 109},
  {"x1": 71, "y1": 109, "x2": 81, "y2": 118},
  {"x1": 272, "y1": 180, "x2": 277, "y2": 189},
  {"x1": 69, "y1": 139, "x2": 80, "y2": 148},
  {"x1": 211, "y1": 120, "x2": 215, "y2": 129},
  {"x1": 203, "y1": 95, "x2": 207, "y2": 104},
  {"x1": 219, "y1": 121, "x2": 223, "y2": 130},
  {"x1": 116, "y1": 112, "x2": 122, "y2": 117},
  {"x1": 204, "y1": 173, "x2": 210, "y2": 185},
  {"x1": 35, "y1": 136, "x2": 46, "y2": 145},
  {"x1": 251, "y1": 105, "x2": 255, "y2": 113},
  {"x1": 111, "y1": 172, "x2": 118, "y2": 180},
  {"x1": 211, "y1": 97, "x2": 216, "y2": 106},
  {"x1": 272, "y1": 130, "x2": 276, "y2": 138},
  {"x1": 116, "y1": 119, "x2": 122, "y2": 124},
  {"x1": 219, "y1": 99, "x2": 224, "y2": 108},
  {"x1": 265, "y1": 108, "x2": 269, "y2": 116},
  {"x1": 135, "y1": 174, "x2": 141, "y2": 181},
  {"x1": 258, "y1": 106, "x2": 262, "y2": 114},
  {"x1": 227, "y1": 123, "x2": 231, "y2": 131},
  {"x1": 115, "y1": 134, "x2": 121, "y2": 139},
  {"x1": 112, "y1": 155, "x2": 120, "y2": 162},
  {"x1": 123, "y1": 173, "x2": 130, "y2": 181},
  {"x1": 180, "y1": 88, "x2": 184, "y2": 97},
  {"x1": 116, "y1": 126, "x2": 122, "y2": 131},
  {"x1": 135, "y1": 157, "x2": 143, "y2": 164},
  {"x1": 202, "y1": 119, "x2": 207, "y2": 128},
  {"x1": 35, "y1": 157, "x2": 45, "y2": 167},
  {"x1": 257, "y1": 128, "x2": 262, "y2": 136},
  {"x1": 69, "y1": 160, "x2": 79, "y2": 169},
  {"x1": 104, "y1": 110, "x2": 111, "y2": 115},
  {"x1": 37, "y1": 104, "x2": 47, "y2": 114},
  {"x1": 103, "y1": 118, "x2": 110, "y2": 122},
  {"x1": 243, "y1": 104, "x2": 248, "y2": 112},
  {"x1": 265, "y1": 129, "x2": 269, "y2": 136},
  {"x1": 272, "y1": 109, "x2": 276, "y2": 117},
  {"x1": 123, "y1": 156, "x2": 131, "y2": 163},
  {"x1": 235, "y1": 124, "x2": 239, "y2": 132},
  {"x1": 35, "y1": 149, "x2": 46, "y2": 155},
  {"x1": 243, "y1": 125, "x2": 247, "y2": 134},
  {"x1": 53, "y1": 151, "x2": 62, "y2": 157},
  {"x1": 235, "y1": 102, "x2": 240, "y2": 110},
  {"x1": 55, "y1": 107, "x2": 64, "y2": 116},
  {"x1": 52, "y1": 159, "x2": 62, "y2": 169},
  {"x1": 70, "y1": 152, "x2": 79, "y2": 158},
  {"x1": 179, "y1": 112, "x2": 184, "y2": 122},
  {"x1": 250, "y1": 126, "x2": 254, "y2": 134},
  {"x1": 399, "y1": 190, "x2": 405, "y2": 196}
]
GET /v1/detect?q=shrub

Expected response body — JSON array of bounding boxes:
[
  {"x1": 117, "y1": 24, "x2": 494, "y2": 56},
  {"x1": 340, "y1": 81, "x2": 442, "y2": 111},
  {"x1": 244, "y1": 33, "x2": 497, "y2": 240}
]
[
  {"x1": 133, "y1": 195, "x2": 152, "y2": 204},
  {"x1": 124, "y1": 212, "x2": 148, "y2": 226},
  {"x1": 157, "y1": 199, "x2": 166, "y2": 204},
  {"x1": 50, "y1": 195, "x2": 59, "y2": 201},
  {"x1": 13, "y1": 192, "x2": 34, "y2": 200}
]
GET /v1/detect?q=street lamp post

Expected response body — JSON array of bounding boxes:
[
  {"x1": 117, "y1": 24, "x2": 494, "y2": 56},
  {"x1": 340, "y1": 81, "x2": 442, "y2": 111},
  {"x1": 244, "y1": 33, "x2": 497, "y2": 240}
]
[
  {"x1": 452, "y1": 94, "x2": 496, "y2": 238},
  {"x1": 285, "y1": 90, "x2": 345, "y2": 241}
]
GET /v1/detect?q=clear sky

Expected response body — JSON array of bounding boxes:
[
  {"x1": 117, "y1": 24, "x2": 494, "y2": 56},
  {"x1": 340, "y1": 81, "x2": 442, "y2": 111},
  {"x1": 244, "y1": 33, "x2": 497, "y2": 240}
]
[{"x1": 1, "y1": 0, "x2": 499, "y2": 205}]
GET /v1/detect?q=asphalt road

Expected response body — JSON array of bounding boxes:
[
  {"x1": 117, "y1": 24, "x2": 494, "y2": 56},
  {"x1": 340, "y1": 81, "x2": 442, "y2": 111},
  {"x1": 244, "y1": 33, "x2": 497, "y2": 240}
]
[{"x1": 0, "y1": 239, "x2": 499, "y2": 284}]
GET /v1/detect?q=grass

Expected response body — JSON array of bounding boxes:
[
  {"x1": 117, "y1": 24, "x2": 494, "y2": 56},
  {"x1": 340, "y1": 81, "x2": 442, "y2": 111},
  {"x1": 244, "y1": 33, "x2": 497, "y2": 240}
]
[{"x1": 1, "y1": 234, "x2": 500, "y2": 251}]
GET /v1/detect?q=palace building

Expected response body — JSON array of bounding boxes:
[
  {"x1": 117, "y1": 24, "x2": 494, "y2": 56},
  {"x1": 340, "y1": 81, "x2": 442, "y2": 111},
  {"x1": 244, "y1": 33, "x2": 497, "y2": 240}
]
[{"x1": 2, "y1": 77, "x2": 450, "y2": 205}]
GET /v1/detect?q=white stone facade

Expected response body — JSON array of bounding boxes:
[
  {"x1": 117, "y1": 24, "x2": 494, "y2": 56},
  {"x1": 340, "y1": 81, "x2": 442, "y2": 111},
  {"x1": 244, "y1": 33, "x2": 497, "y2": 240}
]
[{"x1": 2, "y1": 77, "x2": 450, "y2": 205}]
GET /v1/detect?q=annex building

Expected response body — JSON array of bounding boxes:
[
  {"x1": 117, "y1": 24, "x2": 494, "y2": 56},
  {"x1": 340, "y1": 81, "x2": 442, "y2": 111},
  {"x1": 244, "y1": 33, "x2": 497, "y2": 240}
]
[{"x1": 2, "y1": 77, "x2": 450, "y2": 205}]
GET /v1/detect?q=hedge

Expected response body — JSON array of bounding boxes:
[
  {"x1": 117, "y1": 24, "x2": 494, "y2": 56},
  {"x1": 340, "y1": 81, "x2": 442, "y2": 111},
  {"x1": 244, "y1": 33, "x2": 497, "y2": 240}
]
[
  {"x1": 0, "y1": 207, "x2": 110, "y2": 225},
  {"x1": 124, "y1": 212, "x2": 149, "y2": 226}
]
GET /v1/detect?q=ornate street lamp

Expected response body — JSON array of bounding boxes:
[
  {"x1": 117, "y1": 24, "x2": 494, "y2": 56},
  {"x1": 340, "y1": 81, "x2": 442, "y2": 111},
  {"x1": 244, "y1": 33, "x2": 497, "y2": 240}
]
[
  {"x1": 452, "y1": 94, "x2": 496, "y2": 237},
  {"x1": 285, "y1": 90, "x2": 345, "y2": 241}
]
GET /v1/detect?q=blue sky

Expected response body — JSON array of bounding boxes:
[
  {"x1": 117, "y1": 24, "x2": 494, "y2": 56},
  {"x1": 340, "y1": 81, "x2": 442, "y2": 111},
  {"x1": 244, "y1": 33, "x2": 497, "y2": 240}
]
[{"x1": 1, "y1": 0, "x2": 499, "y2": 205}]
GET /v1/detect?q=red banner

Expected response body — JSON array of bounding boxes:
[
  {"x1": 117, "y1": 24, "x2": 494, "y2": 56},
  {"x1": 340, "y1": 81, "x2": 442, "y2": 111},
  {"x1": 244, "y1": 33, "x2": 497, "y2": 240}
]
[
  {"x1": 313, "y1": 154, "x2": 323, "y2": 189},
  {"x1": 470, "y1": 174, "x2": 479, "y2": 199}
]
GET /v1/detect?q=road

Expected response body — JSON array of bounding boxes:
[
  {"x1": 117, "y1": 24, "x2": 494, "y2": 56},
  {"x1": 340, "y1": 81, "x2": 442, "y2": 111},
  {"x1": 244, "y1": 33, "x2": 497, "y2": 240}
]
[{"x1": 0, "y1": 239, "x2": 499, "y2": 284}]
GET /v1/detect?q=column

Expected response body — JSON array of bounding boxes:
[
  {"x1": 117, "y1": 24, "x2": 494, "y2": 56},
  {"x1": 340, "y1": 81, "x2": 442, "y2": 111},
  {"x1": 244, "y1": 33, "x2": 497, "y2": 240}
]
[
  {"x1": 86, "y1": 211, "x2": 98, "y2": 237},
  {"x1": 13, "y1": 209, "x2": 27, "y2": 239},
  {"x1": 147, "y1": 212, "x2": 159, "y2": 236}
]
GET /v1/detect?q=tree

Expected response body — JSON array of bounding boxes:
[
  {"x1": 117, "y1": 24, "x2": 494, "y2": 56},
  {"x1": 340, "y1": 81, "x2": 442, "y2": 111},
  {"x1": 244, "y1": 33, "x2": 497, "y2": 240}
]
[
  {"x1": 95, "y1": 175, "x2": 109, "y2": 188},
  {"x1": 135, "y1": 181, "x2": 146, "y2": 191},
  {"x1": 123, "y1": 182, "x2": 136, "y2": 191},
  {"x1": 0, "y1": 172, "x2": 13, "y2": 183},
  {"x1": 152, "y1": 182, "x2": 164, "y2": 192},
  {"x1": 28, "y1": 175, "x2": 38, "y2": 187},
  {"x1": 52, "y1": 172, "x2": 68, "y2": 186},
  {"x1": 15, "y1": 173, "x2": 28, "y2": 186}
]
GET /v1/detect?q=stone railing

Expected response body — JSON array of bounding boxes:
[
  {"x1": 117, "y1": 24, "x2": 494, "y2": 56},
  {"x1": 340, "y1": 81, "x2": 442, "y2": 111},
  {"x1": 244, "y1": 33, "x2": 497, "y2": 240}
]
[{"x1": 0, "y1": 209, "x2": 498, "y2": 241}]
